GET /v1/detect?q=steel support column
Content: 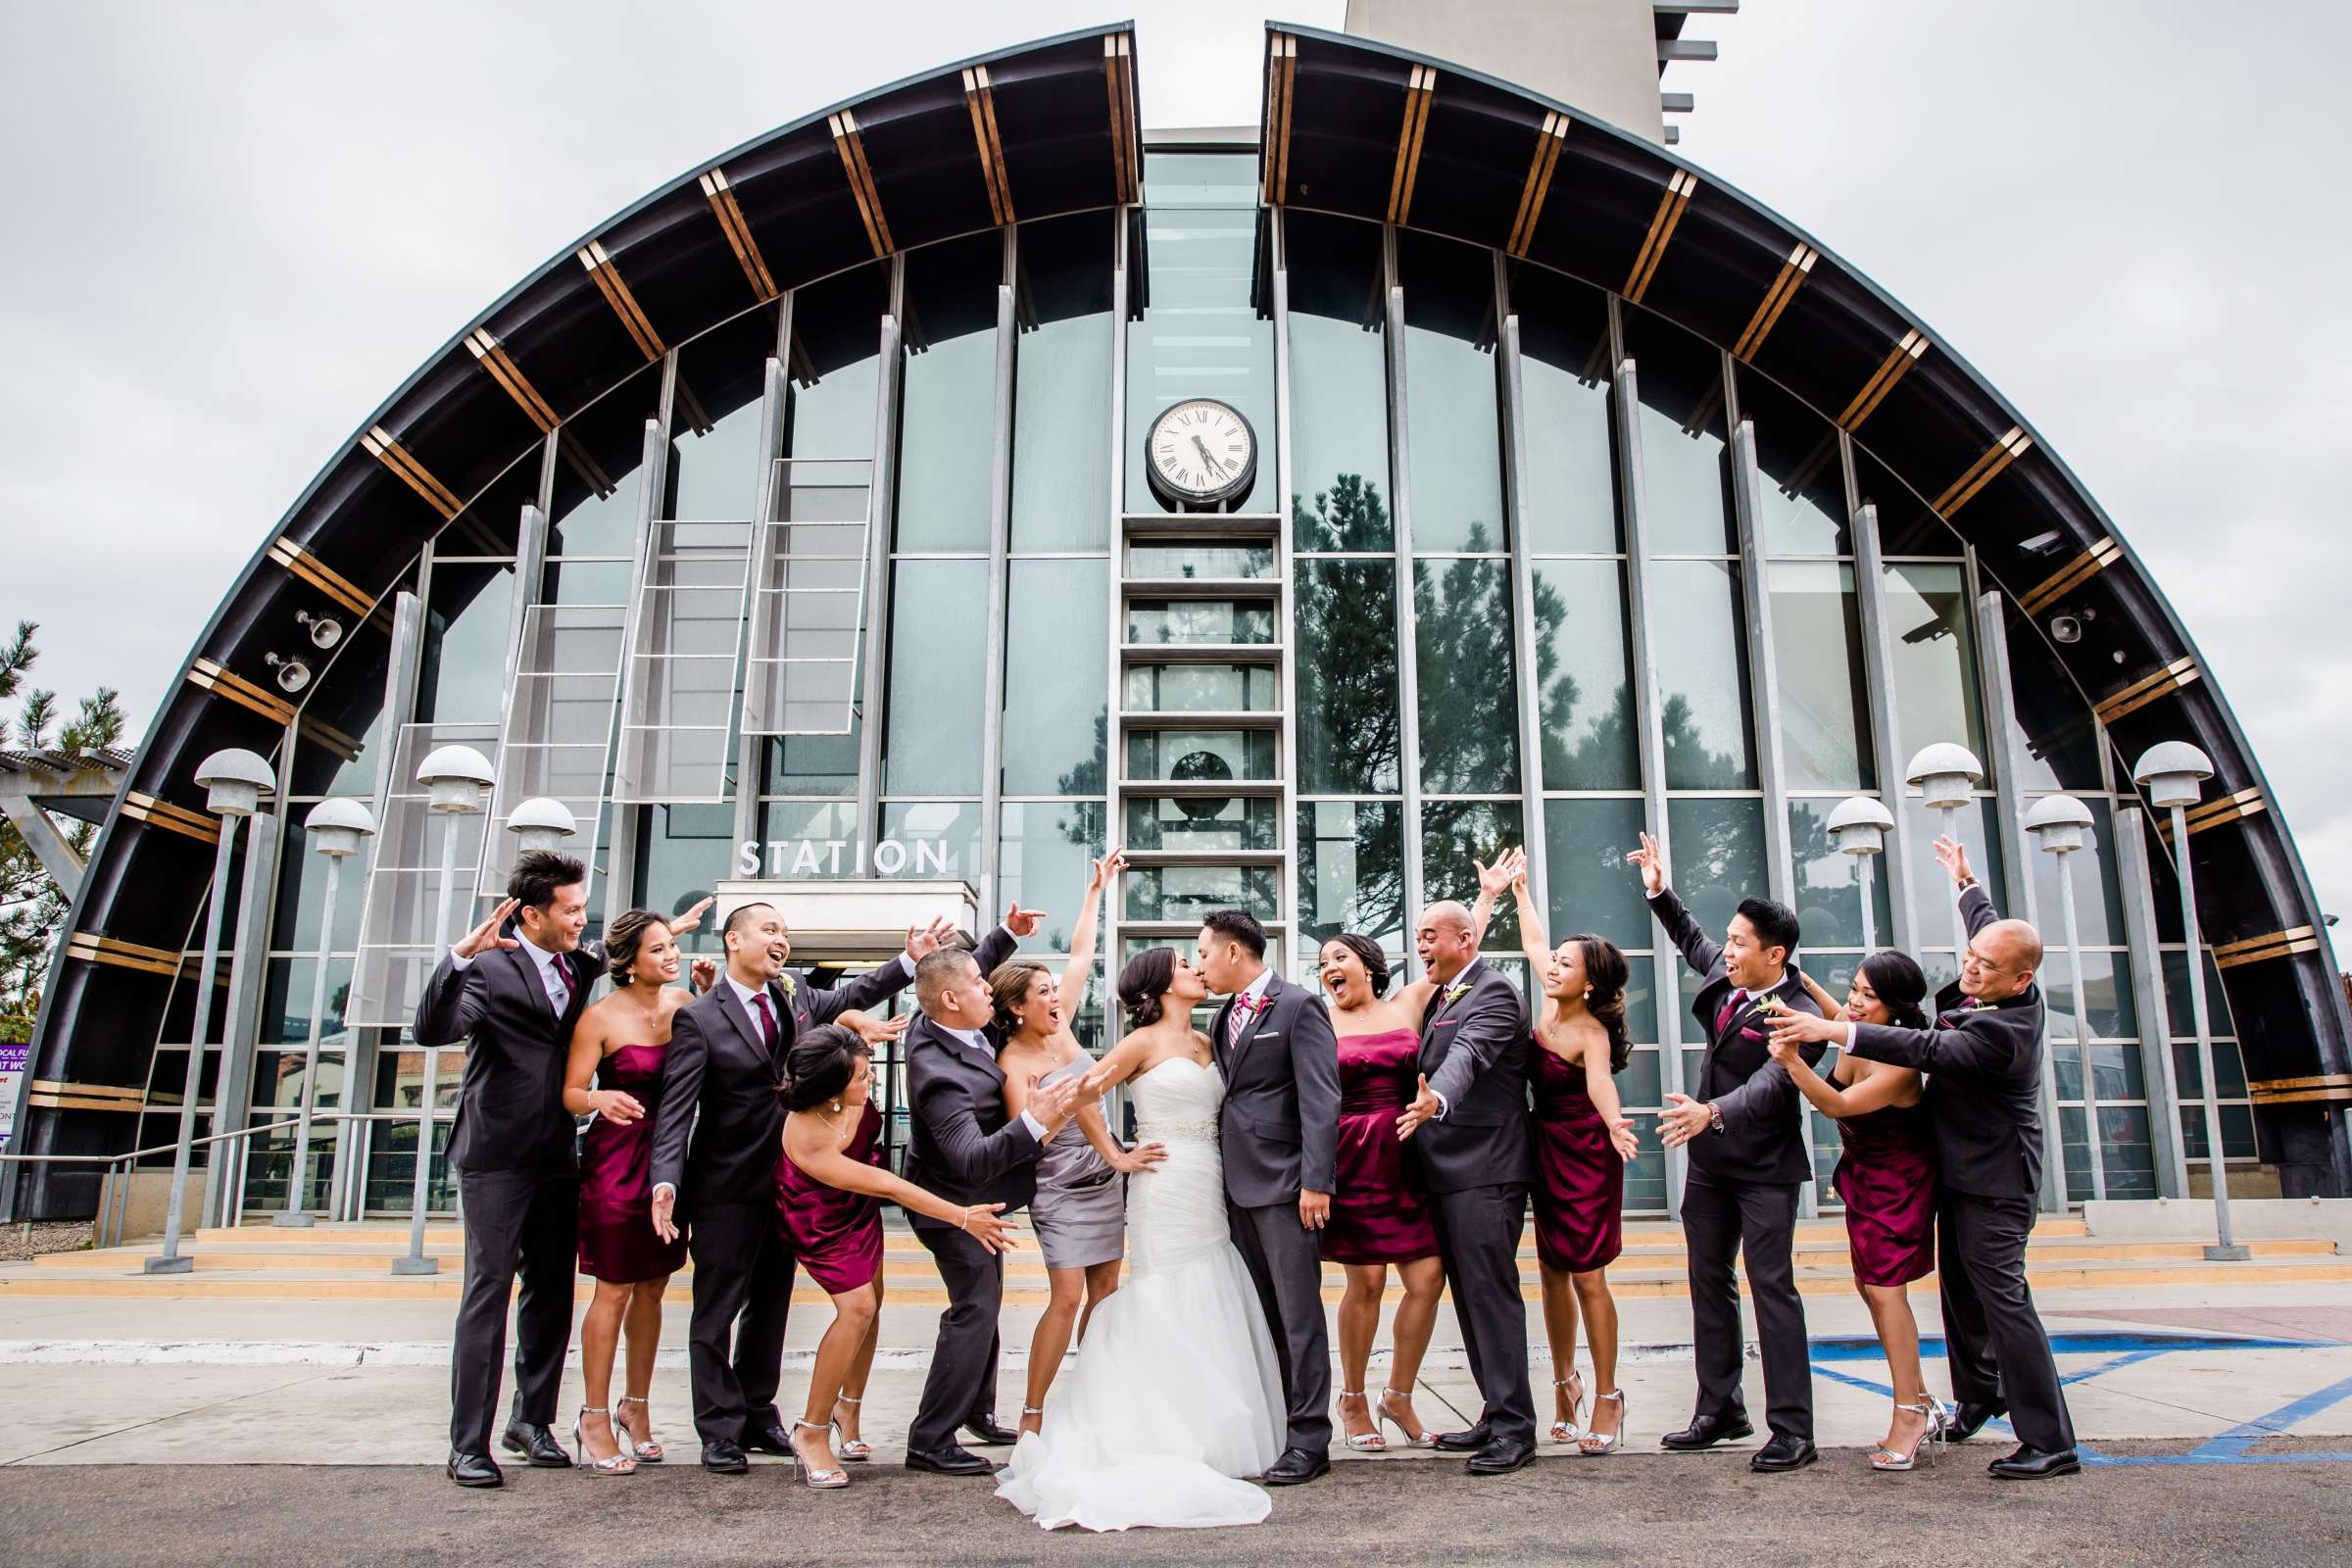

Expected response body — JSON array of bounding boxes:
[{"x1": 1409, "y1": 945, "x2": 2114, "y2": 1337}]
[
  {"x1": 977, "y1": 228, "x2": 1019, "y2": 918},
  {"x1": 1382, "y1": 226, "x2": 1428, "y2": 951},
  {"x1": 856, "y1": 262, "x2": 908, "y2": 848},
  {"x1": 1845, "y1": 492, "x2": 1919, "y2": 953},
  {"x1": 2114, "y1": 802, "x2": 2191, "y2": 1198},
  {"x1": 1494, "y1": 259, "x2": 1550, "y2": 909}
]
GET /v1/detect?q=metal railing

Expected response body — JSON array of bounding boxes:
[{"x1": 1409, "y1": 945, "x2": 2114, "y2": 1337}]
[{"x1": 0, "y1": 1112, "x2": 358, "y2": 1250}]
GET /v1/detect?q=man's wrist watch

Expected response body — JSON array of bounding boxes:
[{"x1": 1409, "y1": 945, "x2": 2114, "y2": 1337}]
[{"x1": 1706, "y1": 1102, "x2": 1726, "y2": 1137}]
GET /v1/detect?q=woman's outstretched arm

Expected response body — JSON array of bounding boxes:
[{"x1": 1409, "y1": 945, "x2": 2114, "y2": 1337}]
[
  {"x1": 1765, "y1": 1036, "x2": 1917, "y2": 1120},
  {"x1": 1059, "y1": 851, "x2": 1125, "y2": 1022},
  {"x1": 783, "y1": 1114, "x2": 1021, "y2": 1250}
]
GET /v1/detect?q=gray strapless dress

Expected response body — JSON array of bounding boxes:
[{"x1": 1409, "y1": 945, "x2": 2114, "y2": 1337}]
[{"x1": 1029, "y1": 1058, "x2": 1127, "y2": 1270}]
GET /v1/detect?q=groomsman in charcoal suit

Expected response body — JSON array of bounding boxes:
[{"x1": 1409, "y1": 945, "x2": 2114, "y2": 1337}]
[
  {"x1": 1769, "y1": 836, "x2": 2079, "y2": 1480},
  {"x1": 1632, "y1": 830, "x2": 1828, "y2": 1473},
  {"x1": 900, "y1": 904, "x2": 1081, "y2": 1475},
  {"x1": 1197, "y1": 907, "x2": 1341, "y2": 1486},
  {"x1": 416, "y1": 852, "x2": 694, "y2": 1488},
  {"x1": 1396, "y1": 897, "x2": 1539, "y2": 1474},
  {"x1": 648, "y1": 901, "x2": 949, "y2": 1473}
]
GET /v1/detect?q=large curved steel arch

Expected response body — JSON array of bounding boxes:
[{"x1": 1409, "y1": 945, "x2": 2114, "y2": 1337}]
[
  {"x1": 1258, "y1": 24, "x2": 2347, "y2": 1191},
  {"x1": 6, "y1": 23, "x2": 1144, "y2": 1217}
]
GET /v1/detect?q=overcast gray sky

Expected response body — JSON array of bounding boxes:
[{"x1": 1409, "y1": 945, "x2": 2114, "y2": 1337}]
[{"x1": 4, "y1": 1, "x2": 2346, "y2": 958}]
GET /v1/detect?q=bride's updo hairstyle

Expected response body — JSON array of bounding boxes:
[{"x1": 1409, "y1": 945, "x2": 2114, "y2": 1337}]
[
  {"x1": 779, "y1": 1023, "x2": 868, "y2": 1113},
  {"x1": 1117, "y1": 946, "x2": 1177, "y2": 1030}
]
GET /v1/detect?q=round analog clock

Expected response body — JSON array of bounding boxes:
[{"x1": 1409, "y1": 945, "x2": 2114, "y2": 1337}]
[{"x1": 1144, "y1": 398, "x2": 1257, "y2": 509}]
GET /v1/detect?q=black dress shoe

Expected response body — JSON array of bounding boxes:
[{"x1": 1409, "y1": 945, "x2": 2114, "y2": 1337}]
[
  {"x1": 1261, "y1": 1447, "x2": 1331, "y2": 1486},
  {"x1": 1466, "y1": 1438, "x2": 1537, "y2": 1476},
  {"x1": 1432, "y1": 1422, "x2": 1492, "y2": 1453},
  {"x1": 905, "y1": 1443, "x2": 995, "y2": 1476},
  {"x1": 1988, "y1": 1444, "x2": 2081, "y2": 1480},
  {"x1": 1748, "y1": 1434, "x2": 1818, "y2": 1472},
  {"x1": 1660, "y1": 1411, "x2": 1754, "y2": 1450},
  {"x1": 742, "y1": 1423, "x2": 795, "y2": 1456},
  {"x1": 962, "y1": 1415, "x2": 1019, "y2": 1446},
  {"x1": 501, "y1": 1422, "x2": 572, "y2": 1468},
  {"x1": 446, "y1": 1449, "x2": 504, "y2": 1488},
  {"x1": 1947, "y1": 1400, "x2": 2008, "y2": 1443},
  {"x1": 700, "y1": 1440, "x2": 749, "y2": 1474}
]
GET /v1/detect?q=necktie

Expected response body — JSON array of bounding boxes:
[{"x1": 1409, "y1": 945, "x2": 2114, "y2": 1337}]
[
  {"x1": 752, "y1": 992, "x2": 779, "y2": 1056},
  {"x1": 543, "y1": 953, "x2": 570, "y2": 1016},
  {"x1": 1228, "y1": 994, "x2": 1257, "y2": 1048},
  {"x1": 1937, "y1": 997, "x2": 1981, "y2": 1028},
  {"x1": 1713, "y1": 990, "x2": 1746, "y2": 1039}
]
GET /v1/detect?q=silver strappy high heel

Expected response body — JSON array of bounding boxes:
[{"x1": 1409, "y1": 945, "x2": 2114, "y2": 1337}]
[
  {"x1": 1869, "y1": 1397, "x2": 1946, "y2": 1472},
  {"x1": 1377, "y1": 1387, "x2": 1431, "y2": 1448},
  {"x1": 830, "y1": 1393, "x2": 870, "y2": 1461},
  {"x1": 789, "y1": 1419, "x2": 850, "y2": 1489},
  {"x1": 1579, "y1": 1389, "x2": 1627, "y2": 1455},
  {"x1": 1338, "y1": 1389, "x2": 1387, "y2": 1451},
  {"x1": 571, "y1": 1405, "x2": 636, "y2": 1476},
  {"x1": 1549, "y1": 1370, "x2": 1587, "y2": 1443},
  {"x1": 612, "y1": 1394, "x2": 663, "y2": 1463}
]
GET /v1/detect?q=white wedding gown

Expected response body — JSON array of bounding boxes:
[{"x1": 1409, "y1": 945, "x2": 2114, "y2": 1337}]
[{"x1": 995, "y1": 1056, "x2": 1285, "y2": 1531}]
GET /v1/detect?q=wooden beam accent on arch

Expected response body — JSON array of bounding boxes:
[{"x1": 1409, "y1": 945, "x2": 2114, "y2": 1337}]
[
  {"x1": 828, "y1": 110, "x2": 895, "y2": 258},
  {"x1": 961, "y1": 67, "x2": 1016, "y2": 226},
  {"x1": 1734, "y1": 242, "x2": 1817, "y2": 362},
  {"x1": 1262, "y1": 32, "x2": 1298, "y2": 206},
  {"x1": 2154, "y1": 786, "x2": 2268, "y2": 842},
  {"x1": 1931, "y1": 425, "x2": 2033, "y2": 517},
  {"x1": 1386, "y1": 65, "x2": 1437, "y2": 225},
  {"x1": 186, "y1": 658, "x2": 298, "y2": 727},
  {"x1": 700, "y1": 167, "x2": 778, "y2": 301},
  {"x1": 1623, "y1": 170, "x2": 1696, "y2": 304},
  {"x1": 265, "y1": 536, "x2": 374, "y2": 618},
  {"x1": 575, "y1": 240, "x2": 666, "y2": 360},
  {"x1": 120, "y1": 791, "x2": 220, "y2": 846},
  {"x1": 2093, "y1": 655, "x2": 2199, "y2": 726},
  {"x1": 2213, "y1": 925, "x2": 2322, "y2": 971},
  {"x1": 1836, "y1": 329, "x2": 1927, "y2": 431},
  {"x1": 1103, "y1": 33, "x2": 1141, "y2": 205},
  {"x1": 465, "y1": 327, "x2": 559, "y2": 432},
  {"x1": 359, "y1": 427, "x2": 461, "y2": 521},
  {"x1": 1505, "y1": 113, "x2": 1568, "y2": 258},
  {"x1": 2019, "y1": 535, "x2": 2123, "y2": 617}
]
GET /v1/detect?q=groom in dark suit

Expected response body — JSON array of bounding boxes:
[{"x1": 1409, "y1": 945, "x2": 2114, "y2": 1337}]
[
  {"x1": 900, "y1": 904, "x2": 1080, "y2": 1475},
  {"x1": 648, "y1": 901, "x2": 946, "y2": 1473},
  {"x1": 1633, "y1": 829, "x2": 1827, "y2": 1473},
  {"x1": 413, "y1": 852, "x2": 603, "y2": 1489},
  {"x1": 1396, "y1": 898, "x2": 1538, "y2": 1474},
  {"x1": 1197, "y1": 907, "x2": 1341, "y2": 1486},
  {"x1": 1769, "y1": 836, "x2": 2079, "y2": 1480}
]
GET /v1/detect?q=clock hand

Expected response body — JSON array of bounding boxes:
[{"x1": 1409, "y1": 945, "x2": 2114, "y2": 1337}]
[{"x1": 1191, "y1": 433, "x2": 1228, "y2": 476}]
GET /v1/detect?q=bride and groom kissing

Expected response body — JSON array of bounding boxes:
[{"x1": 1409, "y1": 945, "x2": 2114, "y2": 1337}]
[{"x1": 900, "y1": 895, "x2": 1536, "y2": 1532}]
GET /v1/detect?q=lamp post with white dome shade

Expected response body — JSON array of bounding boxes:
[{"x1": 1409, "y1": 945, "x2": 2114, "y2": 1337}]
[
  {"x1": 2025, "y1": 794, "x2": 2104, "y2": 1203},
  {"x1": 1906, "y1": 744, "x2": 1984, "y2": 968},
  {"x1": 394, "y1": 745, "x2": 496, "y2": 1276},
  {"x1": 1827, "y1": 796, "x2": 1895, "y2": 952},
  {"x1": 508, "y1": 796, "x2": 579, "y2": 855},
  {"x1": 148, "y1": 748, "x2": 274, "y2": 1274},
  {"x1": 275, "y1": 799, "x2": 376, "y2": 1227},
  {"x1": 2132, "y1": 740, "x2": 2249, "y2": 1261}
]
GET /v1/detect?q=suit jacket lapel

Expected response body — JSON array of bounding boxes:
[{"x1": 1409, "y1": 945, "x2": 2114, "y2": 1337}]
[
  {"x1": 1421, "y1": 960, "x2": 1483, "y2": 1066},
  {"x1": 1209, "y1": 994, "x2": 1238, "y2": 1079},
  {"x1": 716, "y1": 986, "x2": 768, "y2": 1067}
]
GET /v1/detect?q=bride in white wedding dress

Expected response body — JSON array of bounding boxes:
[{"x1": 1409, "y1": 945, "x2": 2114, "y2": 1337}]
[{"x1": 994, "y1": 947, "x2": 1284, "y2": 1531}]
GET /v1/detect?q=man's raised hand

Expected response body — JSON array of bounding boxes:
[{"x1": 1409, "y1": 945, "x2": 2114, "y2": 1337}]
[
  {"x1": 453, "y1": 899, "x2": 521, "y2": 959},
  {"x1": 903, "y1": 915, "x2": 957, "y2": 963},
  {"x1": 1004, "y1": 902, "x2": 1048, "y2": 939},
  {"x1": 1933, "y1": 834, "x2": 1975, "y2": 888},
  {"x1": 1625, "y1": 830, "x2": 1666, "y2": 897}
]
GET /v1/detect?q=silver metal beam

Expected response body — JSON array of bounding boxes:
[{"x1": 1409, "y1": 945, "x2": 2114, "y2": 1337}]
[
  {"x1": 1973, "y1": 585, "x2": 2066, "y2": 1214},
  {"x1": 856, "y1": 262, "x2": 907, "y2": 850},
  {"x1": 2114, "y1": 802, "x2": 2191, "y2": 1199},
  {"x1": 1103, "y1": 209, "x2": 1130, "y2": 1019},
  {"x1": 1494, "y1": 259, "x2": 1551, "y2": 912},
  {"x1": 1727, "y1": 403, "x2": 1815, "y2": 1214},
  {"x1": 0, "y1": 790, "x2": 85, "y2": 893},
  {"x1": 1846, "y1": 493, "x2": 1918, "y2": 952},
  {"x1": 1610, "y1": 301, "x2": 1686, "y2": 1218},
  {"x1": 1272, "y1": 211, "x2": 1302, "y2": 980},
  {"x1": 977, "y1": 229, "x2": 1019, "y2": 919},
  {"x1": 1383, "y1": 225, "x2": 1429, "y2": 949},
  {"x1": 601, "y1": 406, "x2": 672, "y2": 917},
  {"x1": 1658, "y1": 39, "x2": 1720, "y2": 62},
  {"x1": 201, "y1": 774, "x2": 284, "y2": 1228}
]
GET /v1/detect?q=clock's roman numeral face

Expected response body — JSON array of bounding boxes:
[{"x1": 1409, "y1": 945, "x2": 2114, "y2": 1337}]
[{"x1": 1149, "y1": 400, "x2": 1253, "y2": 502}]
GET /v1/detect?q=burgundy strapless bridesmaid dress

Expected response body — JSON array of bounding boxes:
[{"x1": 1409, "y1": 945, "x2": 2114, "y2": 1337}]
[
  {"x1": 1528, "y1": 1039, "x2": 1625, "y2": 1273},
  {"x1": 1320, "y1": 1028, "x2": 1440, "y2": 1266},
  {"x1": 577, "y1": 1043, "x2": 690, "y2": 1283},
  {"x1": 1834, "y1": 1101, "x2": 1936, "y2": 1288},
  {"x1": 776, "y1": 1102, "x2": 886, "y2": 1295}
]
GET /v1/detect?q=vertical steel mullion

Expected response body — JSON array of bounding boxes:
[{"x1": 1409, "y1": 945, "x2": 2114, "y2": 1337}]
[
  {"x1": 337, "y1": 588, "x2": 424, "y2": 1219},
  {"x1": 1847, "y1": 485, "x2": 1919, "y2": 953},
  {"x1": 978, "y1": 228, "x2": 1018, "y2": 919},
  {"x1": 1494, "y1": 255, "x2": 1549, "y2": 917},
  {"x1": 1272, "y1": 210, "x2": 1301, "y2": 978},
  {"x1": 1384, "y1": 224, "x2": 1428, "y2": 957},
  {"x1": 1727, "y1": 380, "x2": 1814, "y2": 1215},
  {"x1": 1103, "y1": 209, "x2": 1130, "y2": 1039},
  {"x1": 2114, "y1": 802, "x2": 2191, "y2": 1197},
  {"x1": 731, "y1": 352, "x2": 792, "y2": 859},
  {"x1": 602, "y1": 407, "x2": 671, "y2": 915},
  {"x1": 856, "y1": 259, "x2": 907, "y2": 849},
  {"x1": 1974, "y1": 586, "x2": 2067, "y2": 1214},
  {"x1": 1610, "y1": 296, "x2": 1685, "y2": 1219},
  {"x1": 203, "y1": 770, "x2": 283, "y2": 1228}
]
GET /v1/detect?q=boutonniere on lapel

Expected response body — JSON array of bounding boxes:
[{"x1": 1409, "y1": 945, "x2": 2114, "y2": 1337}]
[
  {"x1": 1443, "y1": 981, "x2": 1471, "y2": 1004},
  {"x1": 778, "y1": 974, "x2": 798, "y2": 999},
  {"x1": 1235, "y1": 992, "x2": 1270, "y2": 1022}
]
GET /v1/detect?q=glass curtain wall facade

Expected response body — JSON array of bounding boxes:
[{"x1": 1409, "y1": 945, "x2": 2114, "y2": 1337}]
[{"x1": 134, "y1": 144, "x2": 2260, "y2": 1221}]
